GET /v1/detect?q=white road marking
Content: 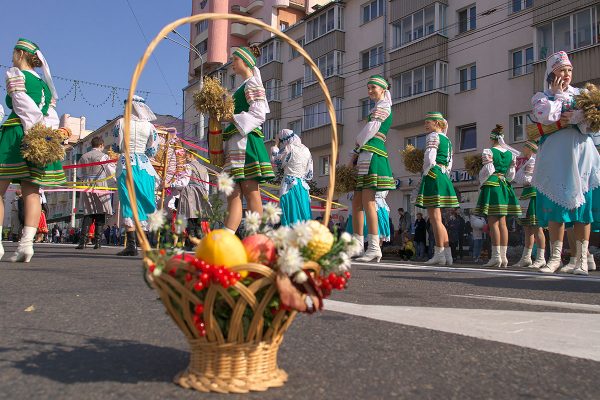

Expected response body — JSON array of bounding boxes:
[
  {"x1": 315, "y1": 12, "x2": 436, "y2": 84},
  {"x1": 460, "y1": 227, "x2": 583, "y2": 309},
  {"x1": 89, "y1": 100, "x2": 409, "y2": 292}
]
[
  {"x1": 325, "y1": 299, "x2": 600, "y2": 362},
  {"x1": 450, "y1": 294, "x2": 600, "y2": 312},
  {"x1": 353, "y1": 260, "x2": 600, "y2": 282}
]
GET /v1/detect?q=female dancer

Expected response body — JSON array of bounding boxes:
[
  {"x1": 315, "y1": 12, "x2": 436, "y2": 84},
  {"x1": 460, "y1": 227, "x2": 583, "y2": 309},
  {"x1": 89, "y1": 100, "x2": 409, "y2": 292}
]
[
  {"x1": 475, "y1": 125, "x2": 521, "y2": 268},
  {"x1": 415, "y1": 112, "x2": 459, "y2": 266},
  {"x1": 0, "y1": 38, "x2": 65, "y2": 262},
  {"x1": 349, "y1": 75, "x2": 395, "y2": 262},
  {"x1": 531, "y1": 51, "x2": 600, "y2": 275},
  {"x1": 222, "y1": 46, "x2": 274, "y2": 232},
  {"x1": 271, "y1": 128, "x2": 313, "y2": 226},
  {"x1": 512, "y1": 141, "x2": 546, "y2": 269}
]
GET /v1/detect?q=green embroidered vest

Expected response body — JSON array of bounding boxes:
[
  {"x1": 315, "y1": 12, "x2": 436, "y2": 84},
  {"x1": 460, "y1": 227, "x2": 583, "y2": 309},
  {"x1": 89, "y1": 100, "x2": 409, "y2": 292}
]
[
  {"x1": 4, "y1": 70, "x2": 51, "y2": 125},
  {"x1": 361, "y1": 109, "x2": 392, "y2": 158},
  {"x1": 435, "y1": 134, "x2": 452, "y2": 167},
  {"x1": 223, "y1": 82, "x2": 263, "y2": 140}
]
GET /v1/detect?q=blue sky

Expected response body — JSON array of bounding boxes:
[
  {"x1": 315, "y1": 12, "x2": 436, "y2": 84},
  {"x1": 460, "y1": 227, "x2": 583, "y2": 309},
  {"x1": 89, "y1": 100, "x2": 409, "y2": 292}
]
[{"x1": 1, "y1": 0, "x2": 191, "y2": 130}]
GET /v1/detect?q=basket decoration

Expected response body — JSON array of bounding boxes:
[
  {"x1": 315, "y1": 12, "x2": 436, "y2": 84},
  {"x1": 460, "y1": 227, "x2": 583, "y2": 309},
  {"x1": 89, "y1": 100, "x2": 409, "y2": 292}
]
[
  {"x1": 527, "y1": 82, "x2": 600, "y2": 140},
  {"x1": 193, "y1": 76, "x2": 234, "y2": 168},
  {"x1": 122, "y1": 13, "x2": 341, "y2": 394},
  {"x1": 400, "y1": 145, "x2": 424, "y2": 174}
]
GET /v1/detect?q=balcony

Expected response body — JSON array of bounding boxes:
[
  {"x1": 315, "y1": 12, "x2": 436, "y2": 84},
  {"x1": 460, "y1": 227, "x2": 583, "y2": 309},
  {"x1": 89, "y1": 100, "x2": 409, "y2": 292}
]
[
  {"x1": 302, "y1": 124, "x2": 344, "y2": 150},
  {"x1": 289, "y1": 0, "x2": 305, "y2": 10},
  {"x1": 533, "y1": 44, "x2": 600, "y2": 92},
  {"x1": 304, "y1": 30, "x2": 345, "y2": 60},
  {"x1": 273, "y1": 0, "x2": 289, "y2": 8},
  {"x1": 533, "y1": 0, "x2": 597, "y2": 25},
  {"x1": 390, "y1": 0, "x2": 448, "y2": 23},
  {"x1": 231, "y1": 0, "x2": 264, "y2": 14},
  {"x1": 391, "y1": 91, "x2": 448, "y2": 129},
  {"x1": 231, "y1": 22, "x2": 262, "y2": 39},
  {"x1": 260, "y1": 61, "x2": 282, "y2": 81},
  {"x1": 389, "y1": 34, "x2": 448, "y2": 74},
  {"x1": 303, "y1": 76, "x2": 345, "y2": 107},
  {"x1": 269, "y1": 101, "x2": 282, "y2": 119}
]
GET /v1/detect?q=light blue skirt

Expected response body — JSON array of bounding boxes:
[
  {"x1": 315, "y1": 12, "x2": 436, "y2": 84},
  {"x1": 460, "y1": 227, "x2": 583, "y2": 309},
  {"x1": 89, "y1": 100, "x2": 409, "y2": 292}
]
[
  {"x1": 280, "y1": 177, "x2": 312, "y2": 226},
  {"x1": 117, "y1": 164, "x2": 156, "y2": 222},
  {"x1": 345, "y1": 206, "x2": 391, "y2": 241},
  {"x1": 537, "y1": 185, "x2": 600, "y2": 228}
]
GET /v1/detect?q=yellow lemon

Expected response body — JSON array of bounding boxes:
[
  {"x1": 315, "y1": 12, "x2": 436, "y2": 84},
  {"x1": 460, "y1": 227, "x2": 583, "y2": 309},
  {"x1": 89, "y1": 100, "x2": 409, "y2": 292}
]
[{"x1": 196, "y1": 229, "x2": 248, "y2": 274}]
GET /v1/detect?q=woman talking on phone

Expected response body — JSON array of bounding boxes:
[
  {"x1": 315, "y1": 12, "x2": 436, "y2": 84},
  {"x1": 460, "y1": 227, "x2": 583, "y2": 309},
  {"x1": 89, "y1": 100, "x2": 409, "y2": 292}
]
[{"x1": 530, "y1": 51, "x2": 600, "y2": 275}]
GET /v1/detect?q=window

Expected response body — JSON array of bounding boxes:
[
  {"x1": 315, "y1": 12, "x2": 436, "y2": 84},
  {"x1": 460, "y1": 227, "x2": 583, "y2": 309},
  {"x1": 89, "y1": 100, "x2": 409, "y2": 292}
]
[
  {"x1": 259, "y1": 41, "x2": 281, "y2": 66},
  {"x1": 304, "y1": 51, "x2": 344, "y2": 86},
  {"x1": 290, "y1": 79, "x2": 303, "y2": 99},
  {"x1": 264, "y1": 80, "x2": 281, "y2": 101},
  {"x1": 362, "y1": 0, "x2": 384, "y2": 24},
  {"x1": 361, "y1": 45, "x2": 384, "y2": 71},
  {"x1": 511, "y1": 0, "x2": 532, "y2": 14},
  {"x1": 458, "y1": 64, "x2": 476, "y2": 92},
  {"x1": 405, "y1": 134, "x2": 427, "y2": 150},
  {"x1": 392, "y1": 3, "x2": 446, "y2": 48},
  {"x1": 510, "y1": 113, "x2": 530, "y2": 143},
  {"x1": 319, "y1": 155, "x2": 330, "y2": 176},
  {"x1": 360, "y1": 98, "x2": 376, "y2": 120},
  {"x1": 306, "y1": 6, "x2": 343, "y2": 42},
  {"x1": 263, "y1": 119, "x2": 280, "y2": 142},
  {"x1": 196, "y1": 20, "x2": 209, "y2": 34},
  {"x1": 280, "y1": 21, "x2": 289, "y2": 31},
  {"x1": 391, "y1": 61, "x2": 448, "y2": 100},
  {"x1": 511, "y1": 46, "x2": 534, "y2": 77},
  {"x1": 229, "y1": 74, "x2": 236, "y2": 90},
  {"x1": 458, "y1": 5, "x2": 476, "y2": 34},
  {"x1": 303, "y1": 98, "x2": 343, "y2": 130},
  {"x1": 288, "y1": 119, "x2": 302, "y2": 135},
  {"x1": 195, "y1": 40, "x2": 208, "y2": 58},
  {"x1": 290, "y1": 37, "x2": 304, "y2": 60},
  {"x1": 536, "y1": 7, "x2": 600, "y2": 59},
  {"x1": 457, "y1": 124, "x2": 477, "y2": 151}
]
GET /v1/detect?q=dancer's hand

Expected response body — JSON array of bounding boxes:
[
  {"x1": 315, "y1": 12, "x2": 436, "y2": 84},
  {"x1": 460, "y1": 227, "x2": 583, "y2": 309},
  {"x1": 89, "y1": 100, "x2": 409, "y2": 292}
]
[
  {"x1": 550, "y1": 76, "x2": 566, "y2": 95},
  {"x1": 348, "y1": 153, "x2": 358, "y2": 168},
  {"x1": 560, "y1": 111, "x2": 573, "y2": 126}
]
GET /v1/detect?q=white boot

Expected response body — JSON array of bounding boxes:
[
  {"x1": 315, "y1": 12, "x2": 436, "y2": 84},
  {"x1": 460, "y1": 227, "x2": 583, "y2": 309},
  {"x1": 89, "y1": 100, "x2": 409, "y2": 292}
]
[
  {"x1": 9, "y1": 226, "x2": 36, "y2": 263},
  {"x1": 444, "y1": 247, "x2": 453, "y2": 266},
  {"x1": 511, "y1": 247, "x2": 532, "y2": 268},
  {"x1": 426, "y1": 246, "x2": 445, "y2": 265},
  {"x1": 500, "y1": 246, "x2": 509, "y2": 268},
  {"x1": 483, "y1": 246, "x2": 502, "y2": 268},
  {"x1": 356, "y1": 234, "x2": 382, "y2": 263},
  {"x1": 558, "y1": 257, "x2": 576, "y2": 274},
  {"x1": 529, "y1": 249, "x2": 546, "y2": 269},
  {"x1": 539, "y1": 241, "x2": 563, "y2": 273},
  {"x1": 351, "y1": 234, "x2": 365, "y2": 258},
  {"x1": 573, "y1": 240, "x2": 589, "y2": 276},
  {"x1": 588, "y1": 254, "x2": 596, "y2": 271}
]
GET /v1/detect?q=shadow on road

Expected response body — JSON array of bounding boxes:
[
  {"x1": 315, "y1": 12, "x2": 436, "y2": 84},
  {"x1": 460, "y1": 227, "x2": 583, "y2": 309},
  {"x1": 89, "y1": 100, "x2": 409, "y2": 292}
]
[{"x1": 11, "y1": 337, "x2": 187, "y2": 384}]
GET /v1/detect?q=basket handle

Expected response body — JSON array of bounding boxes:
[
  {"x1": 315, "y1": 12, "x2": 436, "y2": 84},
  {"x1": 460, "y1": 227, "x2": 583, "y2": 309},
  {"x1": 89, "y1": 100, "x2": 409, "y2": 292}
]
[{"x1": 123, "y1": 13, "x2": 338, "y2": 253}]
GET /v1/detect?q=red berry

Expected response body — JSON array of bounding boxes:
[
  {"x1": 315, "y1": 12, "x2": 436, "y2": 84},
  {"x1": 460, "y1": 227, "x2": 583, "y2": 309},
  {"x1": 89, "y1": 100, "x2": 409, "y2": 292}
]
[
  {"x1": 344, "y1": 271, "x2": 351, "y2": 279},
  {"x1": 235, "y1": 272, "x2": 242, "y2": 280},
  {"x1": 149, "y1": 265, "x2": 155, "y2": 273},
  {"x1": 185, "y1": 273, "x2": 193, "y2": 282},
  {"x1": 200, "y1": 273, "x2": 210, "y2": 285},
  {"x1": 338, "y1": 277, "x2": 347, "y2": 286},
  {"x1": 328, "y1": 272, "x2": 336, "y2": 283},
  {"x1": 192, "y1": 315, "x2": 200, "y2": 324},
  {"x1": 159, "y1": 249, "x2": 166, "y2": 256},
  {"x1": 193, "y1": 281, "x2": 204, "y2": 291},
  {"x1": 168, "y1": 268, "x2": 177, "y2": 277},
  {"x1": 200, "y1": 329, "x2": 207, "y2": 337},
  {"x1": 195, "y1": 304, "x2": 204, "y2": 315}
]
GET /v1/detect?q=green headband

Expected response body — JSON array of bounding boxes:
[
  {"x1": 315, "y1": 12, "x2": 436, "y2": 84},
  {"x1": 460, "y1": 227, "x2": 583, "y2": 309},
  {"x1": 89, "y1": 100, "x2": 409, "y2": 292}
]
[
  {"x1": 424, "y1": 112, "x2": 444, "y2": 121},
  {"x1": 367, "y1": 75, "x2": 388, "y2": 89},
  {"x1": 490, "y1": 128, "x2": 504, "y2": 140},
  {"x1": 15, "y1": 38, "x2": 39, "y2": 54},
  {"x1": 524, "y1": 141, "x2": 538, "y2": 153},
  {"x1": 233, "y1": 47, "x2": 257, "y2": 68}
]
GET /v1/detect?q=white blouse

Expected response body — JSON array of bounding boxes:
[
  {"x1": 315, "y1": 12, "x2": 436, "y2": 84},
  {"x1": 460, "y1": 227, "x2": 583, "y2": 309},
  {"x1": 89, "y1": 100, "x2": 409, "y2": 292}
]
[
  {"x1": 422, "y1": 131, "x2": 453, "y2": 176},
  {"x1": 531, "y1": 86, "x2": 589, "y2": 134},
  {"x1": 271, "y1": 143, "x2": 314, "y2": 181},
  {"x1": 513, "y1": 155, "x2": 535, "y2": 187},
  {"x1": 232, "y1": 76, "x2": 269, "y2": 135},
  {"x1": 354, "y1": 97, "x2": 391, "y2": 150},
  {"x1": 479, "y1": 147, "x2": 516, "y2": 187}
]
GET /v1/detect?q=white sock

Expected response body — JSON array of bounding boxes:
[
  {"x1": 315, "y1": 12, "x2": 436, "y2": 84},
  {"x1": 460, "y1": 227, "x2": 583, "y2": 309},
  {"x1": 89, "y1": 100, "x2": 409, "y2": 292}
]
[
  {"x1": 568, "y1": 257, "x2": 576, "y2": 265},
  {"x1": 523, "y1": 247, "x2": 532, "y2": 259}
]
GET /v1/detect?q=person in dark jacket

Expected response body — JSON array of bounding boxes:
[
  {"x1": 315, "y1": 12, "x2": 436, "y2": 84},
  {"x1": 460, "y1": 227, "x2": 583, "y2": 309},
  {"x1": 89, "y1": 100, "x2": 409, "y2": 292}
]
[{"x1": 414, "y1": 212, "x2": 427, "y2": 259}]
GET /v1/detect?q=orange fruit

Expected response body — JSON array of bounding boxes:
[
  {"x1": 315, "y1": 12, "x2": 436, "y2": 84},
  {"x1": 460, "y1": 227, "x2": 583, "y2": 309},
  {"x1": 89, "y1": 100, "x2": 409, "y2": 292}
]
[{"x1": 195, "y1": 229, "x2": 248, "y2": 272}]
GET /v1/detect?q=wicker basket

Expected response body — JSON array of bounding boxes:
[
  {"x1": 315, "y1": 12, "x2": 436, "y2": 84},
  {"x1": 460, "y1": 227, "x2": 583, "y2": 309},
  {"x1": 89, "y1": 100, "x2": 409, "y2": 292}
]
[{"x1": 122, "y1": 13, "x2": 338, "y2": 394}]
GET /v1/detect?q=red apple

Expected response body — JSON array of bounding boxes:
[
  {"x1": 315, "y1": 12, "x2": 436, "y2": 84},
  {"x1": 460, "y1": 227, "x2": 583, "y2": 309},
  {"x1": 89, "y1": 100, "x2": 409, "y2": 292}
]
[{"x1": 242, "y1": 234, "x2": 277, "y2": 267}]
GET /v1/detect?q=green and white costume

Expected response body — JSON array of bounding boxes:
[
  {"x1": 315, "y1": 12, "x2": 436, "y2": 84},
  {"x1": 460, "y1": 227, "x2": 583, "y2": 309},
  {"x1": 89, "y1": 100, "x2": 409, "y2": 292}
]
[
  {"x1": 475, "y1": 147, "x2": 521, "y2": 216},
  {"x1": 514, "y1": 154, "x2": 538, "y2": 226}
]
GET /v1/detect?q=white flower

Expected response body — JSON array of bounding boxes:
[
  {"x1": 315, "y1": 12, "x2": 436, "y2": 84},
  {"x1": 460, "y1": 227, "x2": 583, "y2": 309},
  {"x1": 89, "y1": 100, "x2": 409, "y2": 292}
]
[
  {"x1": 174, "y1": 217, "x2": 187, "y2": 235},
  {"x1": 337, "y1": 252, "x2": 351, "y2": 272},
  {"x1": 294, "y1": 270, "x2": 308, "y2": 284},
  {"x1": 292, "y1": 222, "x2": 312, "y2": 247},
  {"x1": 277, "y1": 246, "x2": 304, "y2": 275},
  {"x1": 217, "y1": 172, "x2": 235, "y2": 196},
  {"x1": 263, "y1": 202, "x2": 282, "y2": 225},
  {"x1": 147, "y1": 210, "x2": 167, "y2": 232},
  {"x1": 244, "y1": 211, "x2": 261, "y2": 234},
  {"x1": 152, "y1": 267, "x2": 163, "y2": 277},
  {"x1": 347, "y1": 238, "x2": 363, "y2": 257},
  {"x1": 340, "y1": 232, "x2": 352, "y2": 244},
  {"x1": 269, "y1": 226, "x2": 293, "y2": 248}
]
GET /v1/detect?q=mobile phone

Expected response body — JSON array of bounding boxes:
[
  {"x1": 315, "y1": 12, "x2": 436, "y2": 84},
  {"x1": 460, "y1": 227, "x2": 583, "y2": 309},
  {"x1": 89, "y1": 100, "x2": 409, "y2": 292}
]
[{"x1": 546, "y1": 72, "x2": 556, "y2": 85}]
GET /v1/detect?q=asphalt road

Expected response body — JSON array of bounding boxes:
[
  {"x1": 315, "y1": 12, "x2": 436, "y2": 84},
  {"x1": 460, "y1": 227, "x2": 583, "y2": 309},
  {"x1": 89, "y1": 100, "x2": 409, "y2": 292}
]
[{"x1": 1, "y1": 243, "x2": 599, "y2": 400}]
